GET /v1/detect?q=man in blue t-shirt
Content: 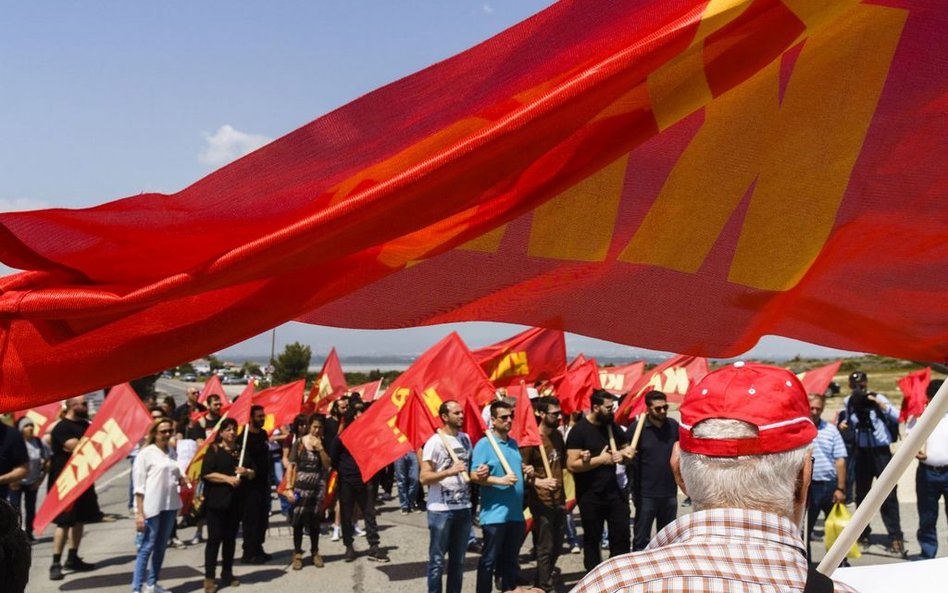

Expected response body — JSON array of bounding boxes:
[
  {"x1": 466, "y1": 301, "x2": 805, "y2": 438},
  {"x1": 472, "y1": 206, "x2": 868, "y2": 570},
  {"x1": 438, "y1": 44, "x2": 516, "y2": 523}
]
[{"x1": 471, "y1": 400, "x2": 533, "y2": 593}]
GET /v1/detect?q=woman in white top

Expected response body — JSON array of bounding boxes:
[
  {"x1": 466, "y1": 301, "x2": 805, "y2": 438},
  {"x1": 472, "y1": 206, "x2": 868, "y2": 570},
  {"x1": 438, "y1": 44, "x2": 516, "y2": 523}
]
[{"x1": 132, "y1": 418, "x2": 183, "y2": 593}]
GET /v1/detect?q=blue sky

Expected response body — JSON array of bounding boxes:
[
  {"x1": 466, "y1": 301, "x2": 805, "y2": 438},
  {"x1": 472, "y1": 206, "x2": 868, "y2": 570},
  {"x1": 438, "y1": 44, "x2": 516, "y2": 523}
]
[{"x1": 0, "y1": 1, "x2": 859, "y2": 361}]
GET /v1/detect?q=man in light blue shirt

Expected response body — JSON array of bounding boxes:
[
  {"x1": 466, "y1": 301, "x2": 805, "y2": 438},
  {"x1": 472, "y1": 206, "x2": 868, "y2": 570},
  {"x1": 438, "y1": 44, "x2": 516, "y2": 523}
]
[
  {"x1": 471, "y1": 401, "x2": 533, "y2": 593},
  {"x1": 806, "y1": 394, "x2": 847, "y2": 550}
]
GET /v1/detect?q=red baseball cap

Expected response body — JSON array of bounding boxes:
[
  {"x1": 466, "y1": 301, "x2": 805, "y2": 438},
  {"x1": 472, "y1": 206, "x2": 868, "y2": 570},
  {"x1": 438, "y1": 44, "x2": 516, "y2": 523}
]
[{"x1": 679, "y1": 361, "x2": 817, "y2": 456}]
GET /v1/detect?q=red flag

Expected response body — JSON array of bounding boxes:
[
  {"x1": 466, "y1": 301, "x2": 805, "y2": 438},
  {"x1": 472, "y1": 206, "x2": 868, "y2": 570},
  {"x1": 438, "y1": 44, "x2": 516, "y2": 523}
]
[
  {"x1": 34, "y1": 384, "x2": 151, "y2": 534},
  {"x1": 198, "y1": 374, "x2": 230, "y2": 406},
  {"x1": 13, "y1": 400, "x2": 63, "y2": 438},
  {"x1": 615, "y1": 355, "x2": 709, "y2": 424},
  {"x1": 254, "y1": 380, "x2": 305, "y2": 432},
  {"x1": 395, "y1": 388, "x2": 443, "y2": 449},
  {"x1": 305, "y1": 348, "x2": 348, "y2": 413},
  {"x1": 350, "y1": 379, "x2": 382, "y2": 402},
  {"x1": 552, "y1": 357, "x2": 602, "y2": 416},
  {"x1": 796, "y1": 361, "x2": 842, "y2": 397},
  {"x1": 1, "y1": 1, "x2": 946, "y2": 409},
  {"x1": 509, "y1": 385, "x2": 541, "y2": 447},
  {"x1": 462, "y1": 394, "x2": 487, "y2": 445},
  {"x1": 472, "y1": 327, "x2": 567, "y2": 387},
  {"x1": 341, "y1": 332, "x2": 495, "y2": 481},
  {"x1": 186, "y1": 383, "x2": 255, "y2": 483},
  {"x1": 599, "y1": 362, "x2": 646, "y2": 396},
  {"x1": 898, "y1": 367, "x2": 931, "y2": 423}
]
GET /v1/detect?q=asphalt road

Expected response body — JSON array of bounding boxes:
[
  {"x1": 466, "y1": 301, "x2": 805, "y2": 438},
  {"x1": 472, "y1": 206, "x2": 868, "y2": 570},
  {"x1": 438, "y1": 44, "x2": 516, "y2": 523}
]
[{"x1": 23, "y1": 448, "x2": 942, "y2": 593}]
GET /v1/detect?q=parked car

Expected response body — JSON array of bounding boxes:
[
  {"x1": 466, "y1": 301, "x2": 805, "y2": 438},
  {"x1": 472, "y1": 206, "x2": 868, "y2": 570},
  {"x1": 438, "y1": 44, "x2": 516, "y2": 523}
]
[{"x1": 181, "y1": 373, "x2": 198, "y2": 382}]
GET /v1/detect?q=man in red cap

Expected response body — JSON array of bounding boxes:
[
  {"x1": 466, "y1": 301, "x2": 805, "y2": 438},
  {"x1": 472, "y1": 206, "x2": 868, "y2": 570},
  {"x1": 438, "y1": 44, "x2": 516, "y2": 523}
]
[{"x1": 571, "y1": 362, "x2": 857, "y2": 593}]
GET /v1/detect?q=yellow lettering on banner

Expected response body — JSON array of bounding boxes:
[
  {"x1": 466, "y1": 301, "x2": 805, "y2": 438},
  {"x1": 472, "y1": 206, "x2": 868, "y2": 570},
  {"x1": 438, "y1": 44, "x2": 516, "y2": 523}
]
[
  {"x1": 387, "y1": 416, "x2": 408, "y2": 445},
  {"x1": 599, "y1": 372, "x2": 625, "y2": 392},
  {"x1": 89, "y1": 418, "x2": 129, "y2": 459},
  {"x1": 391, "y1": 387, "x2": 410, "y2": 410},
  {"x1": 421, "y1": 388, "x2": 444, "y2": 419},
  {"x1": 69, "y1": 436, "x2": 102, "y2": 483},
  {"x1": 54, "y1": 466, "x2": 79, "y2": 500},
  {"x1": 25, "y1": 410, "x2": 48, "y2": 428},
  {"x1": 527, "y1": 158, "x2": 628, "y2": 262},
  {"x1": 661, "y1": 368, "x2": 691, "y2": 396},
  {"x1": 621, "y1": 4, "x2": 906, "y2": 291},
  {"x1": 488, "y1": 351, "x2": 531, "y2": 382}
]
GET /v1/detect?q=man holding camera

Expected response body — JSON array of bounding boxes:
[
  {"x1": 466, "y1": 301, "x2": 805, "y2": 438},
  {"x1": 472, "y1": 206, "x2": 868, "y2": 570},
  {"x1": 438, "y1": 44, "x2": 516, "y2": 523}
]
[{"x1": 837, "y1": 370, "x2": 906, "y2": 556}]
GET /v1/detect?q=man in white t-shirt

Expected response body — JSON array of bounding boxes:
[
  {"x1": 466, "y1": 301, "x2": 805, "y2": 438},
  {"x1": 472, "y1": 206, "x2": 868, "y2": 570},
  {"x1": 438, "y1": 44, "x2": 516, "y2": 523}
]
[
  {"x1": 420, "y1": 400, "x2": 488, "y2": 593},
  {"x1": 915, "y1": 379, "x2": 948, "y2": 559}
]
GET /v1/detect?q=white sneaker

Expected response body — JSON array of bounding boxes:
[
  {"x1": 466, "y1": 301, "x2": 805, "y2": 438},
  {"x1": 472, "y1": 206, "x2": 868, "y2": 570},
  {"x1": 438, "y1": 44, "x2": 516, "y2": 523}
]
[
  {"x1": 331, "y1": 525, "x2": 341, "y2": 542},
  {"x1": 354, "y1": 524, "x2": 367, "y2": 537},
  {"x1": 143, "y1": 585, "x2": 170, "y2": 593}
]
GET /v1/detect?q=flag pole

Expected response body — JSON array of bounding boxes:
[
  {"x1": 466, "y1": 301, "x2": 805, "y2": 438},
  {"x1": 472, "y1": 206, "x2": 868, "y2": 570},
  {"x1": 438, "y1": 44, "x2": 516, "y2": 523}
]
[
  {"x1": 629, "y1": 412, "x2": 647, "y2": 450},
  {"x1": 436, "y1": 428, "x2": 470, "y2": 482},
  {"x1": 485, "y1": 430, "x2": 515, "y2": 476},
  {"x1": 819, "y1": 378, "x2": 948, "y2": 575},
  {"x1": 524, "y1": 380, "x2": 554, "y2": 479},
  {"x1": 238, "y1": 423, "x2": 250, "y2": 468}
]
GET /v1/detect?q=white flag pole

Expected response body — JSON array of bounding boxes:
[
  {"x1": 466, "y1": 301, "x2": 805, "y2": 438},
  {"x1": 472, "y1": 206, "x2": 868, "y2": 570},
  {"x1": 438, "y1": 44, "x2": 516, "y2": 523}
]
[{"x1": 819, "y1": 378, "x2": 948, "y2": 575}]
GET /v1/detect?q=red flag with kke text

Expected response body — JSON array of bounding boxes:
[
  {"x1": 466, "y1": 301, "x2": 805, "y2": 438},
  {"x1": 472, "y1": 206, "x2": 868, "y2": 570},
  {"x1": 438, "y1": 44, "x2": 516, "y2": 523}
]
[
  {"x1": 186, "y1": 382, "x2": 255, "y2": 484},
  {"x1": 615, "y1": 355, "x2": 709, "y2": 424},
  {"x1": 13, "y1": 400, "x2": 63, "y2": 438},
  {"x1": 796, "y1": 361, "x2": 842, "y2": 397},
  {"x1": 199, "y1": 374, "x2": 230, "y2": 406},
  {"x1": 898, "y1": 367, "x2": 931, "y2": 423},
  {"x1": 472, "y1": 327, "x2": 567, "y2": 388},
  {"x1": 350, "y1": 379, "x2": 383, "y2": 402},
  {"x1": 0, "y1": 1, "x2": 945, "y2": 410},
  {"x1": 341, "y1": 332, "x2": 495, "y2": 481},
  {"x1": 34, "y1": 383, "x2": 151, "y2": 534},
  {"x1": 599, "y1": 362, "x2": 646, "y2": 396},
  {"x1": 552, "y1": 356, "x2": 602, "y2": 416},
  {"x1": 254, "y1": 380, "x2": 304, "y2": 432},
  {"x1": 305, "y1": 348, "x2": 348, "y2": 414}
]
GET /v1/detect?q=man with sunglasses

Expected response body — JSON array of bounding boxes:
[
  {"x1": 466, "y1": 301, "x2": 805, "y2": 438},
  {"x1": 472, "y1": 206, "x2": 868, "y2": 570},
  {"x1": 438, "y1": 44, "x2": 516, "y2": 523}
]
[
  {"x1": 471, "y1": 400, "x2": 532, "y2": 593},
  {"x1": 629, "y1": 390, "x2": 679, "y2": 551}
]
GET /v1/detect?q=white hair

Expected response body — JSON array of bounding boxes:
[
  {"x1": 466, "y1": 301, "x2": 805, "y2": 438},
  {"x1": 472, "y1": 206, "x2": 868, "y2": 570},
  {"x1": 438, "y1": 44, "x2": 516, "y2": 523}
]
[{"x1": 679, "y1": 419, "x2": 808, "y2": 520}]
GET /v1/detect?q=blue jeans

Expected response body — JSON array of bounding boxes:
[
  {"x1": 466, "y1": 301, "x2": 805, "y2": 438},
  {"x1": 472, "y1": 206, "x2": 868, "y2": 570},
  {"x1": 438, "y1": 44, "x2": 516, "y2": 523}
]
[
  {"x1": 427, "y1": 508, "x2": 472, "y2": 593},
  {"x1": 807, "y1": 480, "x2": 838, "y2": 540},
  {"x1": 394, "y1": 452, "x2": 420, "y2": 511},
  {"x1": 477, "y1": 521, "x2": 524, "y2": 593},
  {"x1": 132, "y1": 509, "x2": 177, "y2": 591},
  {"x1": 916, "y1": 464, "x2": 948, "y2": 559}
]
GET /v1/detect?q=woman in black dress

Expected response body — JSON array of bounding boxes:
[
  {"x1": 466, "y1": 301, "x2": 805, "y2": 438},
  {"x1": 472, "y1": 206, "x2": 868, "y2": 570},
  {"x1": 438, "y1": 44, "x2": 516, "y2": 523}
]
[
  {"x1": 201, "y1": 418, "x2": 256, "y2": 593},
  {"x1": 285, "y1": 413, "x2": 331, "y2": 569}
]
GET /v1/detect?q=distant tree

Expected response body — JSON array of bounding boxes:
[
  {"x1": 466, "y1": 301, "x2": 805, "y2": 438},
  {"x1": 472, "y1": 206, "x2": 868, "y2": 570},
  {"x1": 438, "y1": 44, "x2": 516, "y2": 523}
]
[
  {"x1": 241, "y1": 361, "x2": 263, "y2": 377},
  {"x1": 207, "y1": 355, "x2": 225, "y2": 372},
  {"x1": 272, "y1": 342, "x2": 312, "y2": 385},
  {"x1": 176, "y1": 362, "x2": 196, "y2": 375}
]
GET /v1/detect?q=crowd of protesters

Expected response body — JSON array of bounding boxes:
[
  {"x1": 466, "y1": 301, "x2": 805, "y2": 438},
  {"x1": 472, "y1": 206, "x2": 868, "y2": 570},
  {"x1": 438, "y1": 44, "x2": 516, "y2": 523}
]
[{"x1": 1, "y1": 366, "x2": 945, "y2": 593}]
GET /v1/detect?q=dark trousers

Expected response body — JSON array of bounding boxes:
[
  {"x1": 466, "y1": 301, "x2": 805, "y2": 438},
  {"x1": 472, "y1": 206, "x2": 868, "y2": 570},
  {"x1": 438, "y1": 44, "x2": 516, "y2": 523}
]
[
  {"x1": 530, "y1": 504, "x2": 565, "y2": 592},
  {"x1": 339, "y1": 479, "x2": 380, "y2": 547},
  {"x1": 241, "y1": 485, "x2": 270, "y2": 557},
  {"x1": 854, "y1": 446, "x2": 902, "y2": 540},
  {"x1": 205, "y1": 508, "x2": 240, "y2": 579},
  {"x1": 807, "y1": 480, "x2": 838, "y2": 540},
  {"x1": 632, "y1": 496, "x2": 677, "y2": 551},
  {"x1": 916, "y1": 464, "x2": 948, "y2": 559},
  {"x1": 477, "y1": 521, "x2": 524, "y2": 593},
  {"x1": 7, "y1": 486, "x2": 39, "y2": 535},
  {"x1": 577, "y1": 493, "x2": 630, "y2": 571}
]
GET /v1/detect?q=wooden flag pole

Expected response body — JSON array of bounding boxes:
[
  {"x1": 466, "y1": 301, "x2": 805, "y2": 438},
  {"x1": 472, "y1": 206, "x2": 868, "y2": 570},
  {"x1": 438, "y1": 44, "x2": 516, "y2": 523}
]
[
  {"x1": 607, "y1": 424, "x2": 618, "y2": 452},
  {"x1": 538, "y1": 440, "x2": 553, "y2": 479},
  {"x1": 485, "y1": 430, "x2": 515, "y2": 476},
  {"x1": 629, "y1": 412, "x2": 647, "y2": 450},
  {"x1": 437, "y1": 428, "x2": 470, "y2": 482},
  {"x1": 819, "y1": 378, "x2": 948, "y2": 575},
  {"x1": 238, "y1": 423, "x2": 250, "y2": 468}
]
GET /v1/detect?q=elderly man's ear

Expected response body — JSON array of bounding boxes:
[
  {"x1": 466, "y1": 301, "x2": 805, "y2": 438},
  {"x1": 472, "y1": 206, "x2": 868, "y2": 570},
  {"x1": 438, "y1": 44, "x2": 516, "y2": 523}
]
[{"x1": 670, "y1": 442, "x2": 688, "y2": 496}]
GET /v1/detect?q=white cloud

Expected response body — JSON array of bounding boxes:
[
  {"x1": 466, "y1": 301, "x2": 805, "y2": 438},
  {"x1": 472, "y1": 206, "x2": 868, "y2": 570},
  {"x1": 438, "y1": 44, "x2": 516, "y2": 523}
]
[
  {"x1": 0, "y1": 197, "x2": 49, "y2": 212},
  {"x1": 482, "y1": 4, "x2": 494, "y2": 14},
  {"x1": 198, "y1": 124, "x2": 273, "y2": 167}
]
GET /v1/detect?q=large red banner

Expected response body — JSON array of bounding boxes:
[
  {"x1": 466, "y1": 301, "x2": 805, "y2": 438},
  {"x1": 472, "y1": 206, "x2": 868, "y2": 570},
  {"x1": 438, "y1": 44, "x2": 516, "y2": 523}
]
[
  {"x1": 341, "y1": 332, "x2": 496, "y2": 481},
  {"x1": 34, "y1": 384, "x2": 151, "y2": 534},
  {"x1": 349, "y1": 379, "x2": 383, "y2": 402},
  {"x1": 13, "y1": 401, "x2": 63, "y2": 438},
  {"x1": 599, "y1": 362, "x2": 646, "y2": 395},
  {"x1": 615, "y1": 354, "x2": 708, "y2": 423},
  {"x1": 472, "y1": 327, "x2": 567, "y2": 387},
  {"x1": 0, "y1": 1, "x2": 946, "y2": 410}
]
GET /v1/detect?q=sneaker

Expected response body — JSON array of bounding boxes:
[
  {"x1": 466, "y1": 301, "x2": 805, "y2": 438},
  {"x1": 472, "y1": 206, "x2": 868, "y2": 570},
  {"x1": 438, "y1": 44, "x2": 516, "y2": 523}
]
[
  {"x1": 858, "y1": 536, "x2": 871, "y2": 551},
  {"x1": 887, "y1": 539, "x2": 908, "y2": 558},
  {"x1": 170, "y1": 537, "x2": 186, "y2": 549},
  {"x1": 49, "y1": 563, "x2": 64, "y2": 581},
  {"x1": 344, "y1": 545, "x2": 357, "y2": 562},
  {"x1": 144, "y1": 585, "x2": 171, "y2": 593},
  {"x1": 400, "y1": 509, "x2": 410, "y2": 515},
  {"x1": 331, "y1": 525, "x2": 341, "y2": 542},
  {"x1": 189, "y1": 533, "x2": 204, "y2": 546},
  {"x1": 570, "y1": 544, "x2": 581, "y2": 554},
  {"x1": 354, "y1": 524, "x2": 367, "y2": 537},
  {"x1": 367, "y1": 545, "x2": 389, "y2": 563},
  {"x1": 220, "y1": 573, "x2": 240, "y2": 588},
  {"x1": 600, "y1": 539, "x2": 609, "y2": 550},
  {"x1": 65, "y1": 556, "x2": 95, "y2": 571},
  {"x1": 467, "y1": 541, "x2": 483, "y2": 554}
]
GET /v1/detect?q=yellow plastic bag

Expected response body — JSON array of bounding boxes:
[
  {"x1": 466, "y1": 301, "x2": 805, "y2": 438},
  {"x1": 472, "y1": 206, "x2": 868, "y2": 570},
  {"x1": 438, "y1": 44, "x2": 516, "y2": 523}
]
[{"x1": 823, "y1": 503, "x2": 861, "y2": 559}]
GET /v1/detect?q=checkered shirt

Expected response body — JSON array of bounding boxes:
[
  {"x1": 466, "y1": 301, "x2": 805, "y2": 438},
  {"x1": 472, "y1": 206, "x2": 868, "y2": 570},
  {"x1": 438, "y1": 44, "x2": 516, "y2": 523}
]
[{"x1": 569, "y1": 508, "x2": 858, "y2": 593}]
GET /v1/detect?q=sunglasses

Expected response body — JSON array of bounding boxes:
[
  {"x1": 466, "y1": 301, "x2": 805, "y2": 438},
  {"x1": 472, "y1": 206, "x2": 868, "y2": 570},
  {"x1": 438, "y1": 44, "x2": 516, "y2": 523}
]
[
  {"x1": 495, "y1": 414, "x2": 514, "y2": 421},
  {"x1": 651, "y1": 405, "x2": 669, "y2": 412}
]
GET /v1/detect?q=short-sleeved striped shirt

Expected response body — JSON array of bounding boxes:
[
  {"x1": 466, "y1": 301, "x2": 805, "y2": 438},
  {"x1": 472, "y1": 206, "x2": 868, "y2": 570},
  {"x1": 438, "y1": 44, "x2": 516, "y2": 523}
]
[
  {"x1": 812, "y1": 419, "x2": 847, "y2": 482},
  {"x1": 569, "y1": 508, "x2": 858, "y2": 593}
]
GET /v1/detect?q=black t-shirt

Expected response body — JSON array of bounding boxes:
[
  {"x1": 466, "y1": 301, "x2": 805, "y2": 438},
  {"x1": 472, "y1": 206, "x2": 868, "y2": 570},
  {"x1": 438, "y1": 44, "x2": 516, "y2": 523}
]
[
  {"x1": 630, "y1": 417, "x2": 679, "y2": 498},
  {"x1": 329, "y1": 434, "x2": 364, "y2": 486},
  {"x1": 0, "y1": 423, "x2": 28, "y2": 497},
  {"x1": 243, "y1": 429, "x2": 271, "y2": 489},
  {"x1": 48, "y1": 417, "x2": 90, "y2": 488},
  {"x1": 202, "y1": 444, "x2": 254, "y2": 511},
  {"x1": 565, "y1": 416, "x2": 629, "y2": 500}
]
